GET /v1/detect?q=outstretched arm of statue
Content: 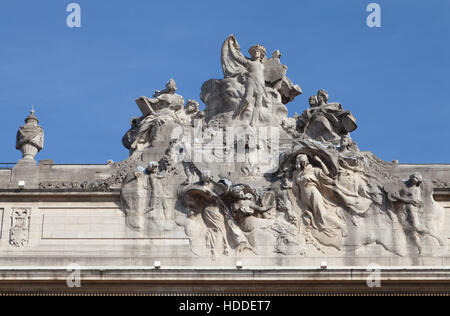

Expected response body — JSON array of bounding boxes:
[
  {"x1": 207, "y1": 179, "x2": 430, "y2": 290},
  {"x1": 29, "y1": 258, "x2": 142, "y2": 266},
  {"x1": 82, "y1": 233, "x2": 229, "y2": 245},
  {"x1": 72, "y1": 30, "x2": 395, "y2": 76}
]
[
  {"x1": 227, "y1": 36, "x2": 249, "y2": 66},
  {"x1": 411, "y1": 199, "x2": 423, "y2": 208},
  {"x1": 249, "y1": 201, "x2": 273, "y2": 213},
  {"x1": 338, "y1": 160, "x2": 365, "y2": 173},
  {"x1": 323, "y1": 112, "x2": 339, "y2": 125},
  {"x1": 221, "y1": 35, "x2": 251, "y2": 78},
  {"x1": 388, "y1": 192, "x2": 418, "y2": 206},
  {"x1": 313, "y1": 155, "x2": 330, "y2": 176}
]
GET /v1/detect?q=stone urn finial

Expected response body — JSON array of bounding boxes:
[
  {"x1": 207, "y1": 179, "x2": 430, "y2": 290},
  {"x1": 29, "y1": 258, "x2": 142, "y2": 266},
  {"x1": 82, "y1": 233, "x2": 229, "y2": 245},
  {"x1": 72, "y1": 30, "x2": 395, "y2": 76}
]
[{"x1": 15, "y1": 108, "x2": 44, "y2": 163}]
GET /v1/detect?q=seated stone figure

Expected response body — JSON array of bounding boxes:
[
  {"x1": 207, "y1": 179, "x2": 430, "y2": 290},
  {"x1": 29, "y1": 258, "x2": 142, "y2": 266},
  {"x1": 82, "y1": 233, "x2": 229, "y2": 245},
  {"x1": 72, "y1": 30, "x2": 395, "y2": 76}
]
[
  {"x1": 122, "y1": 79, "x2": 195, "y2": 154},
  {"x1": 122, "y1": 115, "x2": 164, "y2": 153},
  {"x1": 297, "y1": 89, "x2": 357, "y2": 144},
  {"x1": 139, "y1": 78, "x2": 184, "y2": 113}
]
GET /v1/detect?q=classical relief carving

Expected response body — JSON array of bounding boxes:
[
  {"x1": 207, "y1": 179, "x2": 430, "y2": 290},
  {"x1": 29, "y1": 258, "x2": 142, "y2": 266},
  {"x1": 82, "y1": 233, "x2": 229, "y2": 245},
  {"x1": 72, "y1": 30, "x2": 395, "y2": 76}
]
[
  {"x1": 121, "y1": 156, "x2": 178, "y2": 231},
  {"x1": 181, "y1": 171, "x2": 302, "y2": 257},
  {"x1": 227, "y1": 184, "x2": 301, "y2": 256},
  {"x1": 275, "y1": 137, "x2": 446, "y2": 256},
  {"x1": 276, "y1": 170, "x2": 298, "y2": 224},
  {"x1": 294, "y1": 154, "x2": 347, "y2": 249},
  {"x1": 384, "y1": 173, "x2": 445, "y2": 254},
  {"x1": 182, "y1": 171, "x2": 252, "y2": 259},
  {"x1": 39, "y1": 153, "x2": 142, "y2": 192},
  {"x1": 432, "y1": 179, "x2": 450, "y2": 189},
  {"x1": 114, "y1": 35, "x2": 447, "y2": 259},
  {"x1": 9, "y1": 209, "x2": 31, "y2": 247}
]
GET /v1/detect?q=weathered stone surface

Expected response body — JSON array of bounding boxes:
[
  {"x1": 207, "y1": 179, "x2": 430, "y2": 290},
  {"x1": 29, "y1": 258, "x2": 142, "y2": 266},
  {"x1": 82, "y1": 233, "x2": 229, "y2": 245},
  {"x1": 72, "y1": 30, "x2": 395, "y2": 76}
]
[{"x1": 0, "y1": 35, "x2": 449, "y2": 294}]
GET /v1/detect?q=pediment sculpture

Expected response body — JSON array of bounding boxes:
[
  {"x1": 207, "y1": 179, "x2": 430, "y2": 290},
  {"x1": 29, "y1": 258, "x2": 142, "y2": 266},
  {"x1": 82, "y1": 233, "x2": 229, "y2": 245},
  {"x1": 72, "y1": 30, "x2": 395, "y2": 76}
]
[{"x1": 115, "y1": 35, "x2": 447, "y2": 259}]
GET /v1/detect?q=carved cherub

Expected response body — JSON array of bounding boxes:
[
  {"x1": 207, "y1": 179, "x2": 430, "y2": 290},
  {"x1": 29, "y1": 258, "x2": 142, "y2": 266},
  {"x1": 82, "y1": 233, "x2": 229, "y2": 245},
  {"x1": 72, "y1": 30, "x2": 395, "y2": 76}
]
[
  {"x1": 384, "y1": 172, "x2": 444, "y2": 254},
  {"x1": 230, "y1": 185, "x2": 273, "y2": 220},
  {"x1": 145, "y1": 161, "x2": 169, "y2": 216},
  {"x1": 183, "y1": 99, "x2": 205, "y2": 126},
  {"x1": 339, "y1": 135, "x2": 359, "y2": 155},
  {"x1": 386, "y1": 173, "x2": 424, "y2": 225},
  {"x1": 277, "y1": 169, "x2": 298, "y2": 225},
  {"x1": 185, "y1": 99, "x2": 200, "y2": 115}
]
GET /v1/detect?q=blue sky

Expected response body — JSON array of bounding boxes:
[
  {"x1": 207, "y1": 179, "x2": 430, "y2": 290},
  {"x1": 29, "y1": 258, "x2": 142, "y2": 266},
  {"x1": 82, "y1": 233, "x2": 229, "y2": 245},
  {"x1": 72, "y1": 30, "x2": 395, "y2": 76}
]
[{"x1": 0, "y1": 0, "x2": 449, "y2": 164}]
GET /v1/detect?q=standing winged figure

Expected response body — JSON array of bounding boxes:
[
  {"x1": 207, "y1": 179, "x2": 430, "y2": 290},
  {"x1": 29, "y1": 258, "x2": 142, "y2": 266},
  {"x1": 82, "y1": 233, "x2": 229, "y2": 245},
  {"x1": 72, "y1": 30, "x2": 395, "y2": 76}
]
[
  {"x1": 220, "y1": 35, "x2": 302, "y2": 126},
  {"x1": 221, "y1": 35, "x2": 268, "y2": 126}
]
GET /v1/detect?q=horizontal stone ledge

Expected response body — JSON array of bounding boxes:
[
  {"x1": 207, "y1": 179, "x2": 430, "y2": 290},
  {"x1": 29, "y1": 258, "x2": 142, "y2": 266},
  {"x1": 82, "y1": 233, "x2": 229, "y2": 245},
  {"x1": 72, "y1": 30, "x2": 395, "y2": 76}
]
[
  {"x1": 1, "y1": 265, "x2": 450, "y2": 271},
  {"x1": 434, "y1": 188, "x2": 450, "y2": 193},
  {"x1": 0, "y1": 266, "x2": 449, "y2": 282},
  {"x1": 0, "y1": 190, "x2": 120, "y2": 195}
]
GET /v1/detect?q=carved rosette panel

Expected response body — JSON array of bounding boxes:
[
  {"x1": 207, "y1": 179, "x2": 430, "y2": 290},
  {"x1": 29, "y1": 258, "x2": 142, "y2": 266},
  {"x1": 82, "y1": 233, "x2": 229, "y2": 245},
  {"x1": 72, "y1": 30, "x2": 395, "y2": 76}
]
[{"x1": 9, "y1": 208, "x2": 31, "y2": 247}]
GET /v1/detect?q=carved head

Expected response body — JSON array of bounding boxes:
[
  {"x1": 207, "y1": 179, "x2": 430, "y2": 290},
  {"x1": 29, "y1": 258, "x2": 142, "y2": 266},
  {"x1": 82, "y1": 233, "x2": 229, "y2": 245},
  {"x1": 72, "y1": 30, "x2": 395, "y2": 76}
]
[
  {"x1": 340, "y1": 135, "x2": 351, "y2": 148},
  {"x1": 295, "y1": 154, "x2": 309, "y2": 169},
  {"x1": 248, "y1": 44, "x2": 266, "y2": 62},
  {"x1": 409, "y1": 172, "x2": 423, "y2": 186},
  {"x1": 166, "y1": 79, "x2": 177, "y2": 93},
  {"x1": 231, "y1": 185, "x2": 246, "y2": 199},
  {"x1": 317, "y1": 89, "x2": 329, "y2": 106},
  {"x1": 147, "y1": 161, "x2": 159, "y2": 173},
  {"x1": 200, "y1": 170, "x2": 212, "y2": 184},
  {"x1": 185, "y1": 100, "x2": 199, "y2": 114},
  {"x1": 308, "y1": 95, "x2": 318, "y2": 108},
  {"x1": 244, "y1": 193, "x2": 254, "y2": 200}
]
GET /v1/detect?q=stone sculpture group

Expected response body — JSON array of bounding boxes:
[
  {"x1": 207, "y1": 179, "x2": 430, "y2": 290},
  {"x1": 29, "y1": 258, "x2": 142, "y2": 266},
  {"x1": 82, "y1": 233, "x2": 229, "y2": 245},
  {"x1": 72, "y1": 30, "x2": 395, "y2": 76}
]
[{"x1": 75, "y1": 35, "x2": 445, "y2": 259}]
